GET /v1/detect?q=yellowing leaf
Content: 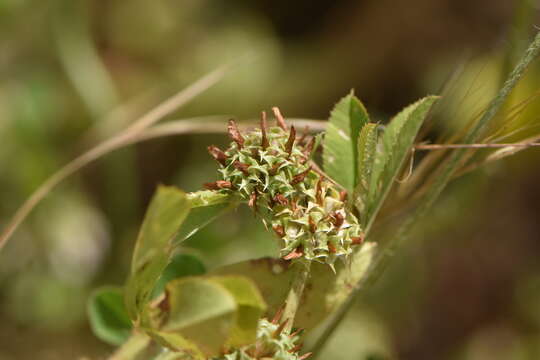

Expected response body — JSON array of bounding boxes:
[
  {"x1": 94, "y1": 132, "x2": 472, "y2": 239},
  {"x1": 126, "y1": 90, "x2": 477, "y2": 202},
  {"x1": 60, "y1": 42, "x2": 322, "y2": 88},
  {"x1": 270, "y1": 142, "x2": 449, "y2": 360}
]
[
  {"x1": 210, "y1": 276, "x2": 267, "y2": 347},
  {"x1": 211, "y1": 244, "x2": 376, "y2": 332},
  {"x1": 161, "y1": 277, "x2": 237, "y2": 355}
]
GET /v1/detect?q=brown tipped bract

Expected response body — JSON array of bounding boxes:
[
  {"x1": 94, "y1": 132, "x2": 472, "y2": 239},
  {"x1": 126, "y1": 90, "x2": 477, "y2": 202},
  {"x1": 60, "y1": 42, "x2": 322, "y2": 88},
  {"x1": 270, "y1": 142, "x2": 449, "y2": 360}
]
[
  {"x1": 260, "y1": 111, "x2": 270, "y2": 149},
  {"x1": 285, "y1": 126, "x2": 296, "y2": 156},
  {"x1": 207, "y1": 145, "x2": 227, "y2": 166},
  {"x1": 272, "y1": 106, "x2": 287, "y2": 130},
  {"x1": 227, "y1": 119, "x2": 245, "y2": 147},
  {"x1": 291, "y1": 166, "x2": 312, "y2": 185}
]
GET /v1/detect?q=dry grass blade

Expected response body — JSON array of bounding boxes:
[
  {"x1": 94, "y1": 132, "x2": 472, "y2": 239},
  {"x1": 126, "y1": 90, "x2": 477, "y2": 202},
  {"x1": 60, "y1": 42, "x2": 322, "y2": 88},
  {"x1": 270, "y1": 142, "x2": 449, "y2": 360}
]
[
  {"x1": 415, "y1": 142, "x2": 540, "y2": 149},
  {"x1": 0, "y1": 66, "x2": 229, "y2": 251}
]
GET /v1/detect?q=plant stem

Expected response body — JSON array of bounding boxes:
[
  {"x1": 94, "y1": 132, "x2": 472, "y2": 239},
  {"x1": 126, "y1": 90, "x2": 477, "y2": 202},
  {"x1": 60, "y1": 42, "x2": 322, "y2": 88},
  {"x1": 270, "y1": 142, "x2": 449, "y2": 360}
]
[
  {"x1": 282, "y1": 260, "x2": 312, "y2": 333},
  {"x1": 310, "y1": 30, "x2": 540, "y2": 357},
  {"x1": 151, "y1": 349, "x2": 187, "y2": 360},
  {"x1": 108, "y1": 332, "x2": 151, "y2": 360}
]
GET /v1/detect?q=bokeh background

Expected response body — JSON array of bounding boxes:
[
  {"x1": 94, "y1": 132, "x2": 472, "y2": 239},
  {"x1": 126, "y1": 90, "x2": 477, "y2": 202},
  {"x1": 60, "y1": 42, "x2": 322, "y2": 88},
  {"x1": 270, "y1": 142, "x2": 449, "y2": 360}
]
[{"x1": 1, "y1": 0, "x2": 540, "y2": 359}]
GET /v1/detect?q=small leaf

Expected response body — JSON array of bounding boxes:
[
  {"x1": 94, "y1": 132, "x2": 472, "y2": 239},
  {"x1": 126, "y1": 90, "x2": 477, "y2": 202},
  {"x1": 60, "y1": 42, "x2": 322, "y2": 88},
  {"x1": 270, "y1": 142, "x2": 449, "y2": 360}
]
[
  {"x1": 152, "y1": 254, "x2": 206, "y2": 299},
  {"x1": 161, "y1": 277, "x2": 238, "y2": 355},
  {"x1": 125, "y1": 185, "x2": 192, "y2": 320},
  {"x1": 365, "y1": 96, "x2": 438, "y2": 230},
  {"x1": 87, "y1": 286, "x2": 132, "y2": 346},
  {"x1": 353, "y1": 123, "x2": 379, "y2": 215},
  {"x1": 323, "y1": 92, "x2": 370, "y2": 194},
  {"x1": 210, "y1": 276, "x2": 267, "y2": 347}
]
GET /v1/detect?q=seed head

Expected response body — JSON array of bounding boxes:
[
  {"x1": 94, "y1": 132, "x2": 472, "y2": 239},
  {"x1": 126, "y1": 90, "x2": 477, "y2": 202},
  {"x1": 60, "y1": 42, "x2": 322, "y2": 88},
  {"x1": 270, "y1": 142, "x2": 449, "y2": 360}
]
[{"x1": 205, "y1": 108, "x2": 365, "y2": 266}]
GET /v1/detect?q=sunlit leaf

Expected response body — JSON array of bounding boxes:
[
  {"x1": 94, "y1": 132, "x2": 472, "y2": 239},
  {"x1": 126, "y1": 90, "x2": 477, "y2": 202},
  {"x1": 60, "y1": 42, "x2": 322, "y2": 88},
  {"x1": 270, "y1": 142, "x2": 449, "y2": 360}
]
[
  {"x1": 211, "y1": 243, "x2": 376, "y2": 332},
  {"x1": 323, "y1": 92, "x2": 370, "y2": 194},
  {"x1": 161, "y1": 277, "x2": 238, "y2": 355},
  {"x1": 87, "y1": 286, "x2": 132, "y2": 346},
  {"x1": 365, "y1": 96, "x2": 438, "y2": 230},
  {"x1": 211, "y1": 276, "x2": 267, "y2": 347}
]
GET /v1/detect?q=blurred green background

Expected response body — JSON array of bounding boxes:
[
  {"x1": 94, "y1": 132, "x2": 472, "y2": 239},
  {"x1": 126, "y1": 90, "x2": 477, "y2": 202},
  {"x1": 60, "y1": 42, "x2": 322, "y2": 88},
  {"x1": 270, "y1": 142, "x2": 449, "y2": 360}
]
[{"x1": 1, "y1": 0, "x2": 540, "y2": 359}]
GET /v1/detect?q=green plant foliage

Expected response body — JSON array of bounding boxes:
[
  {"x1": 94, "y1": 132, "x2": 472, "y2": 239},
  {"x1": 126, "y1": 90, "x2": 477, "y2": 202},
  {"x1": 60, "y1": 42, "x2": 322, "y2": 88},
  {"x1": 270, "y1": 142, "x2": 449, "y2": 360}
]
[
  {"x1": 211, "y1": 276, "x2": 267, "y2": 347},
  {"x1": 353, "y1": 123, "x2": 379, "y2": 217},
  {"x1": 125, "y1": 186, "x2": 192, "y2": 321},
  {"x1": 156, "y1": 277, "x2": 237, "y2": 355},
  {"x1": 148, "y1": 276, "x2": 267, "y2": 357},
  {"x1": 212, "y1": 243, "x2": 376, "y2": 332},
  {"x1": 365, "y1": 96, "x2": 438, "y2": 230},
  {"x1": 87, "y1": 286, "x2": 132, "y2": 346},
  {"x1": 151, "y1": 253, "x2": 207, "y2": 299},
  {"x1": 323, "y1": 92, "x2": 370, "y2": 194}
]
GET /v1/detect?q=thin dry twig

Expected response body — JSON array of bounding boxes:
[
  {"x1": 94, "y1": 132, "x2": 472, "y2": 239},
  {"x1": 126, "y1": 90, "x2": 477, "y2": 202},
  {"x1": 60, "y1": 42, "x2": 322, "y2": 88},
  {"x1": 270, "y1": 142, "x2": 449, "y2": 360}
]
[
  {"x1": 0, "y1": 66, "x2": 229, "y2": 251},
  {"x1": 415, "y1": 142, "x2": 540, "y2": 150}
]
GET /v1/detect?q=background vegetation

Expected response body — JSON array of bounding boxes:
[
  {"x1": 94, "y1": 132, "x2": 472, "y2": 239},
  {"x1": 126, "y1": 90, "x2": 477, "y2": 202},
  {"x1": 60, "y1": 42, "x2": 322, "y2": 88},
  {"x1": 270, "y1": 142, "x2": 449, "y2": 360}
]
[{"x1": 1, "y1": 1, "x2": 540, "y2": 359}]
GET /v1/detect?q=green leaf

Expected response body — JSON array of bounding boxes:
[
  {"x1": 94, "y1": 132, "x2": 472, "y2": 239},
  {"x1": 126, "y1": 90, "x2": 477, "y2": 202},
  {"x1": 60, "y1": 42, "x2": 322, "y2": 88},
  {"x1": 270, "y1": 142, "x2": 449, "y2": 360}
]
[
  {"x1": 87, "y1": 286, "x2": 132, "y2": 346},
  {"x1": 353, "y1": 123, "x2": 379, "y2": 215},
  {"x1": 145, "y1": 276, "x2": 266, "y2": 357},
  {"x1": 365, "y1": 96, "x2": 438, "y2": 230},
  {"x1": 323, "y1": 92, "x2": 370, "y2": 194},
  {"x1": 210, "y1": 276, "x2": 267, "y2": 347},
  {"x1": 151, "y1": 254, "x2": 206, "y2": 299},
  {"x1": 160, "y1": 277, "x2": 238, "y2": 356},
  {"x1": 125, "y1": 185, "x2": 192, "y2": 320}
]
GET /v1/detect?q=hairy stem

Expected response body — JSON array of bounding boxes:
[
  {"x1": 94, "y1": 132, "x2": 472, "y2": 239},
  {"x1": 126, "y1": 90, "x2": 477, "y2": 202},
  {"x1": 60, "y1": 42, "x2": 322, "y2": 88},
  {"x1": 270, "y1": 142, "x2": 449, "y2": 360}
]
[
  {"x1": 282, "y1": 260, "x2": 312, "y2": 333},
  {"x1": 311, "y1": 30, "x2": 540, "y2": 357}
]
